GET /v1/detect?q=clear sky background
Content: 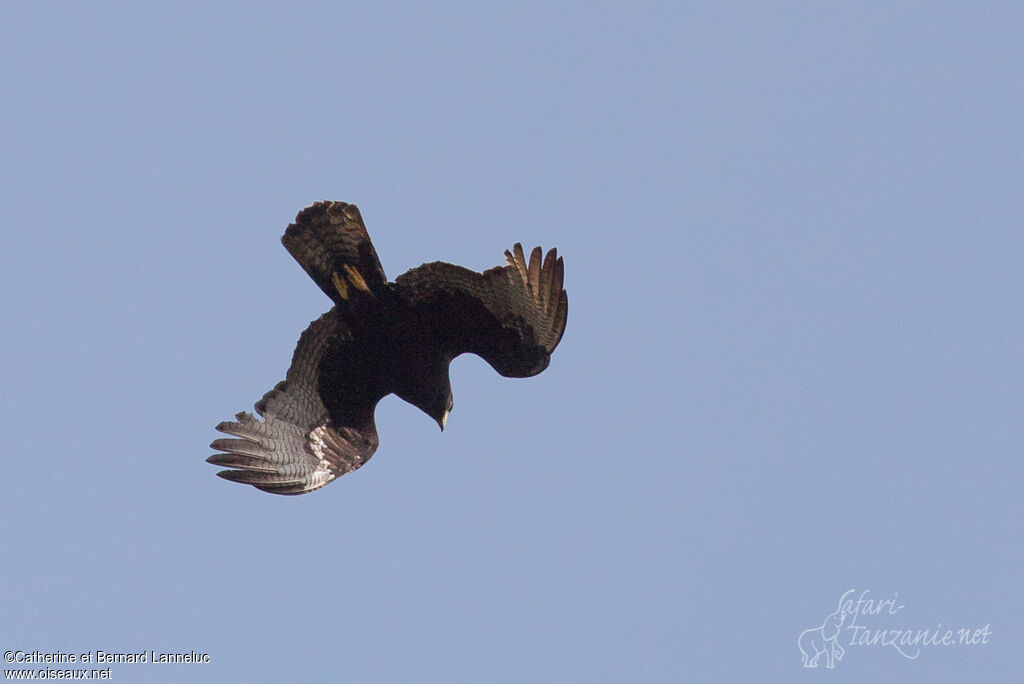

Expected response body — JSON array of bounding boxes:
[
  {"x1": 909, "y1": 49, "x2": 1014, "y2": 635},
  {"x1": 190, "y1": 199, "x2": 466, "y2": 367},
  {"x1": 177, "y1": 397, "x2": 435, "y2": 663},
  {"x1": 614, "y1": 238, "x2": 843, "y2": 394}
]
[{"x1": 1, "y1": 2, "x2": 1020, "y2": 682}]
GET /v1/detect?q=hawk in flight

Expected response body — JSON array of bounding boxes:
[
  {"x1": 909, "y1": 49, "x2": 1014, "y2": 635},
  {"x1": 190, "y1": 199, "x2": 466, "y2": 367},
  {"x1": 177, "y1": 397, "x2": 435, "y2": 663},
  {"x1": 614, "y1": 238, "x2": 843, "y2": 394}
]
[{"x1": 208, "y1": 201, "x2": 568, "y2": 494}]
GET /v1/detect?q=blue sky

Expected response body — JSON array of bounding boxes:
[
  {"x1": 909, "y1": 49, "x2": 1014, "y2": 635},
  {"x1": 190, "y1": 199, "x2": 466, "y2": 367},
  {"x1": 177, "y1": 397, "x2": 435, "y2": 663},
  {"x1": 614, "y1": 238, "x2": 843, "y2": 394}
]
[{"x1": 1, "y1": 2, "x2": 1020, "y2": 682}]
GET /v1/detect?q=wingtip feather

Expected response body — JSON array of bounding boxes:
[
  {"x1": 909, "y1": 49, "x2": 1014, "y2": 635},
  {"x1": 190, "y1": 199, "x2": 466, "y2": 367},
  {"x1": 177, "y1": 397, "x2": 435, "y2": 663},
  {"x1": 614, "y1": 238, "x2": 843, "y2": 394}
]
[
  {"x1": 215, "y1": 468, "x2": 304, "y2": 488},
  {"x1": 510, "y1": 243, "x2": 528, "y2": 283},
  {"x1": 551, "y1": 256, "x2": 564, "y2": 304},
  {"x1": 539, "y1": 249, "x2": 555, "y2": 305},
  {"x1": 527, "y1": 246, "x2": 542, "y2": 294},
  {"x1": 553, "y1": 290, "x2": 568, "y2": 347},
  {"x1": 206, "y1": 453, "x2": 278, "y2": 472}
]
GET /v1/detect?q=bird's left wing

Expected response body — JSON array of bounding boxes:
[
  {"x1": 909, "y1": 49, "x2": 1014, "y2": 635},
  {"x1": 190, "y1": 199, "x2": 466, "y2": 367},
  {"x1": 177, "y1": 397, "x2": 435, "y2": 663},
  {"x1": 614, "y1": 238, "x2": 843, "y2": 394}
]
[
  {"x1": 207, "y1": 312, "x2": 378, "y2": 495},
  {"x1": 282, "y1": 201, "x2": 388, "y2": 304},
  {"x1": 393, "y1": 244, "x2": 568, "y2": 377}
]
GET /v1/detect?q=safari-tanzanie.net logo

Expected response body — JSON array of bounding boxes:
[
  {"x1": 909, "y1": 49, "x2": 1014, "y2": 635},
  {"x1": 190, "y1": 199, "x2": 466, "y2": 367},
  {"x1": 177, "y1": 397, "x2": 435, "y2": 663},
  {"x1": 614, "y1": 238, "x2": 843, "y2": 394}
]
[{"x1": 797, "y1": 589, "x2": 992, "y2": 669}]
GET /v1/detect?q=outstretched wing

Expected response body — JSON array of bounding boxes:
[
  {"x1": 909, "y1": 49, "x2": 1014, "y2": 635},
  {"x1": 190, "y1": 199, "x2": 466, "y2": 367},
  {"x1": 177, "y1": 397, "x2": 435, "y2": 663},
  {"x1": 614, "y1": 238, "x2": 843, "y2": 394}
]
[
  {"x1": 393, "y1": 244, "x2": 568, "y2": 377},
  {"x1": 207, "y1": 312, "x2": 378, "y2": 495},
  {"x1": 282, "y1": 201, "x2": 387, "y2": 304}
]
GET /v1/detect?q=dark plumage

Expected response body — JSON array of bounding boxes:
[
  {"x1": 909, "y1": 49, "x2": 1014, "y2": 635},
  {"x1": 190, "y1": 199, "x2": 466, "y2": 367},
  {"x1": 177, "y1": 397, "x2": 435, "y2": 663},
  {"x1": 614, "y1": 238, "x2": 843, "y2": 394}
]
[{"x1": 207, "y1": 201, "x2": 568, "y2": 494}]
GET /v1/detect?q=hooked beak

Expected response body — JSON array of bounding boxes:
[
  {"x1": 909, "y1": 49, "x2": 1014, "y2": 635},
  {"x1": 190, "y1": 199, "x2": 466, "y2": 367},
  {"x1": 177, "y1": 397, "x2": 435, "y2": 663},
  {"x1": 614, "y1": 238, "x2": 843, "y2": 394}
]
[{"x1": 439, "y1": 408, "x2": 449, "y2": 432}]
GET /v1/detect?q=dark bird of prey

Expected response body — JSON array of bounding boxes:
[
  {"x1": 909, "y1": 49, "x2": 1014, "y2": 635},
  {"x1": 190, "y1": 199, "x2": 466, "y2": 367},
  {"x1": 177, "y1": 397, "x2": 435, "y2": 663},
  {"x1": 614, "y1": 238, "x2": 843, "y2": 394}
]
[{"x1": 207, "y1": 201, "x2": 568, "y2": 495}]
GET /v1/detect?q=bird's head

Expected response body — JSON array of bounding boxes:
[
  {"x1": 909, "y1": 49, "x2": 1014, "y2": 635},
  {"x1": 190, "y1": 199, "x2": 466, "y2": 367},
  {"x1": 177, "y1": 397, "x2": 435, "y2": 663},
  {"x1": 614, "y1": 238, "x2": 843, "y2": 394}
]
[
  {"x1": 399, "y1": 372, "x2": 454, "y2": 432},
  {"x1": 439, "y1": 391, "x2": 453, "y2": 432},
  {"x1": 420, "y1": 385, "x2": 453, "y2": 432}
]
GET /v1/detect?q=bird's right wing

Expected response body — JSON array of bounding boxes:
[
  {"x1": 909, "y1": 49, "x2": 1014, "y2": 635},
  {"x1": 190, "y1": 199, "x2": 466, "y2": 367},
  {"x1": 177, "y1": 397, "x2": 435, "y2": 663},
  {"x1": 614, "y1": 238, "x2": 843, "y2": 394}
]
[
  {"x1": 394, "y1": 244, "x2": 568, "y2": 377},
  {"x1": 207, "y1": 312, "x2": 378, "y2": 495}
]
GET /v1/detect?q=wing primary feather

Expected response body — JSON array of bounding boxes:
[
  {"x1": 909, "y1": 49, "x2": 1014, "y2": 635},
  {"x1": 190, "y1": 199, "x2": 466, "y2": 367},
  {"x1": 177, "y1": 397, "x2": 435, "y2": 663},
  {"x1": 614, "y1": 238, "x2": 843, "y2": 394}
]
[
  {"x1": 208, "y1": 438, "x2": 269, "y2": 459},
  {"x1": 511, "y1": 243, "x2": 529, "y2": 284},
  {"x1": 215, "y1": 468, "x2": 305, "y2": 488},
  {"x1": 551, "y1": 256, "x2": 564, "y2": 306},
  {"x1": 528, "y1": 246, "x2": 542, "y2": 296},
  {"x1": 540, "y1": 248, "x2": 556, "y2": 308},
  {"x1": 553, "y1": 290, "x2": 568, "y2": 346},
  {"x1": 206, "y1": 453, "x2": 279, "y2": 472}
]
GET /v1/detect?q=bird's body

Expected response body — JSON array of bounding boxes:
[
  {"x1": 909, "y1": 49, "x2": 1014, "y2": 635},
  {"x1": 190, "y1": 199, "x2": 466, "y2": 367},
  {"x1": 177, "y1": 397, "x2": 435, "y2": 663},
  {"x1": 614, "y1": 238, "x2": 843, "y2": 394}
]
[{"x1": 208, "y1": 201, "x2": 567, "y2": 494}]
